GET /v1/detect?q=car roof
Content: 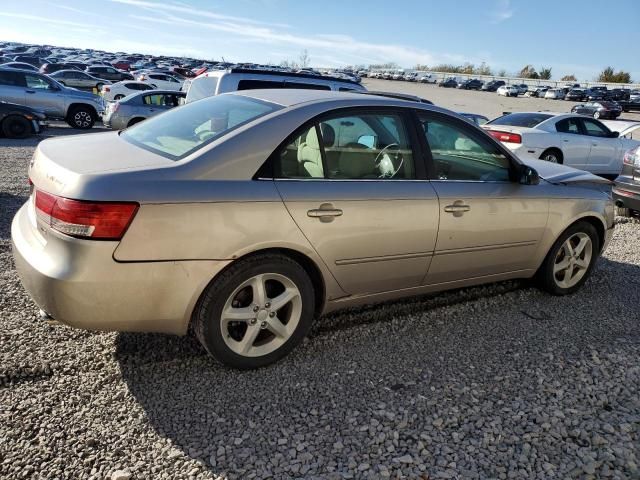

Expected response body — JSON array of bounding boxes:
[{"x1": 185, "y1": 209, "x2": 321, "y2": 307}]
[{"x1": 200, "y1": 67, "x2": 361, "y2": 85}]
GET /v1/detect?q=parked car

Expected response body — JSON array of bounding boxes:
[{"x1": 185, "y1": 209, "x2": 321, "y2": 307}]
[
  {"x1": 170, "y1": 66, "x2": 196, "y2": 78},
  {"x1": 404, "y1": 73, "x2": 417, "y2": 82},
  {"x1": 544, "y1": 88, "x2": 565, "y2": 100},
  {"x1": 12, "y1": 89, "x2": 614, "y2": 369},
  {"x1": 0, "y1": 67, "x2": 103, "y2": 129},
  {"x1": 137, "y1": 72, "x2": 183, "y2": 91},
  {"x1": 12, "y1": 55, "x2": 43, "y2": 67},
  {"x1": 49, "y1": 70, "x2": 111, "y2": 91},
  {"x1": 515, "y1": 84, "x2": 529, "y2": 94},
  {"x1": 458, "y1": 79, "x2": 484, "y2": 90},
  {"x1": 86, "y1": 66, "x2": 133, "y2": 82},
  {"x1": 608, "y1": 88, "x2": 630, "y2": 101},
  {"x1": 0, "y1": 101, "x2": 47, "y2": 138},
  {"x1": 2, "y1": 62, "x2": 39, "y2": 72},
  {"x1": 391, "y1": 72, "x2": 405, "y2": 81},
  {"x1": 525, "y1": 86, "x2": 549, "y2": 98},
  {"x1": 618, "y1": 99, "x2": 640, "y2": 112},
  {"x1": 39, "y1": 63, "x2": 76, "y2": 74},
  {"x1": 497, "y1": 85, "x2": 519, "y2": 97},
  {"x1": 100, "y1": 81, "x2": 155, "y2": 101},
  {"x1": 103, "y1": 90, "x2": 185, "y2": 129},
  {"x1": 571, "y1": 101, "x2": 622, "y2": 120},
  {"x1": 484, "y1": 111, "x2": 639, "y2": 176},
  {"x1": 184, "y1": 68, "x2": 366, "y2": 103},
  {"x1": 111, "y1": 60, "x2": 131, "y2": 71},
  {"x1": 613, "y1": 145, "x2": 640, "y2": 217},
  {"x1": 438, "y1": 78, "x2": 458, "y2": 88},
  {"x1": 418, "y1": 74, "x2": 437, "y2": 84},
  {"x1": 481, "y1": 80, "x2": 505, "y2": 92},
  {"x1": 565, "y1": 88, "x2": 586, "y2": 101},
  {"x1": 584, "y1": 88, "x2": 606, "y2": 101}
]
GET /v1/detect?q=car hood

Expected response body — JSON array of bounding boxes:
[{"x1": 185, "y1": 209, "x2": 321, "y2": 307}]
[
  {"x1": 0, "y1": 100, "x2": 46, "y2": 117},
  {"x1": 524, "y1": 158, "x2": 611, "y2": 185}
]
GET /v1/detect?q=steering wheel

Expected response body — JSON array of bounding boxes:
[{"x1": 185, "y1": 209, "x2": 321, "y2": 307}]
[{"x1": 373, "y1": 143, "x2": 403, "y2": 178}]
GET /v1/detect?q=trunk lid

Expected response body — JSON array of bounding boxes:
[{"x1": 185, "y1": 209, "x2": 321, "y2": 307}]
[{"x1": 29, "y1": 131, "x2": 174, "y2": 197}]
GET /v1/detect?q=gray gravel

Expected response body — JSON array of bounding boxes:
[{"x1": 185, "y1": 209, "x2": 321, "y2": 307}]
[{"x1": 1, "y1": 127, "x2": 639, "y2": 480}]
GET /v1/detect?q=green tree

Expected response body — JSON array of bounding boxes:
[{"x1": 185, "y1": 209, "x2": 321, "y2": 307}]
[
  {"x1": 519, "y1": 64, "x2": 539, "y2": 79},
  {"x1": 538, "y1": 67, "x2": 552, "y2": 80},
  {"x1": 597, "y1": 67, "x2": 632, "y2": 83},
  {"x1": 561, "y1": 74, "x2": 577, "y2": 82},
  {"x1": 476, "y1": 62, "x2": 493, "y2": 76},
  {"x1": 497, "y1": 69, "x2": 507, "y2": 77}
]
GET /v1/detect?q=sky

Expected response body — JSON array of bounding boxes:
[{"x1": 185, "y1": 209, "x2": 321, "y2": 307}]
[{"x1": 0, "y1": 0, "x2": 638, "y2": 81}]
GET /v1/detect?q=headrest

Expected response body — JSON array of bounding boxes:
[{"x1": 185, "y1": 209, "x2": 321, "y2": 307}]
[{"x1": 319, "y1": 123, "x2": 335, "y2": 147}]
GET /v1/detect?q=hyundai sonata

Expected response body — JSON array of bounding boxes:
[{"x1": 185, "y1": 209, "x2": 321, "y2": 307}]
[{"x1": 12, "y1": 90, "x2": 614, "y2": 369}]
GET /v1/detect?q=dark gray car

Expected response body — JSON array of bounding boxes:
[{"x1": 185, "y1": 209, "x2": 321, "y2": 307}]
[{"x1": 103, "y1": 90, "x2": 185, "y2": 130}]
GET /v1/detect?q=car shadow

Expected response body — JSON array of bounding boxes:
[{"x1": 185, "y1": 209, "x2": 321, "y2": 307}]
[
  {"x1": 0, "y1": 124, "x2": 105, "y2": 148},
  {"x1": 115, "y1": 256, "x2": 640, "y2": 478}
]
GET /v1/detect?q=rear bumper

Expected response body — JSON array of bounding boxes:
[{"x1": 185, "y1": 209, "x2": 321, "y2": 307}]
[
  {"x1": 11, "y1": 203, "x2": 229, "y2": 335},
  {"x1": 613, "y1": 179, "x2": 640, "y2": 211}
]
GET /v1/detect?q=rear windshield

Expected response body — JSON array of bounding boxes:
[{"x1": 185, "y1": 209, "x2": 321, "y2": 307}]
[
  {"x1": 121, "y1": 94, "x2": 280, "y2": 160},
  {"x1": 487, "y1": 112, "x2": 553, "y2": 128}
]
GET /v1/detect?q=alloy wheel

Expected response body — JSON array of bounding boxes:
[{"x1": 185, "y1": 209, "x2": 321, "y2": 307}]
[
  {"x1": 543, "y1": 153, "x2": 559, "y2": 163},
  {"x1": 553, "y1": 232, "x2": 592, "y2": 289},
  {"x1": 74, "y1": 111, "x2": 92, "y2": 128},
  {"x1": 220, "y1": 273, "x2": 302, "y2": 358}
]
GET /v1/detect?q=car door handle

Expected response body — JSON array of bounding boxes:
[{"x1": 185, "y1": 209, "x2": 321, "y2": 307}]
[
  {"x1": 444, "y1": 202, "x2": 471, "y2": 217},
  {"x1": 25, "y1": 90, "x2": 36, "y2": 94},
  {"x1": 592, "y1": 143, "x2": 598, "y2": 146},
  {"x1": 307, "y1": 203, "x2": 343, "y2": 222}
]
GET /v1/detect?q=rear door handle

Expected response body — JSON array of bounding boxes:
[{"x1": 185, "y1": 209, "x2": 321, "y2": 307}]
[
  {"x1": 25, "y1": 90, "x2": 36, "y2": 94},
  {"x1": 307, "y1": 203, "x2": 343, "y2": 223}
]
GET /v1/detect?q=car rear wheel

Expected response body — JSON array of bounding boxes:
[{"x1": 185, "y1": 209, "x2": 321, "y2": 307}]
[
  {"x1": 536, "y1": 221, "x2": 599, "y2": 295},
  {"x1": 193, "y1": 254, "x2": 316, "y2": 369},
  {"x1": 539, "y1": 148, "x2": 563, "y2": 164},
  {"x1": 1, "y1": 115, "x2": 32, "y2": 139},
  {"x1": 66, "y1": 106, "x2": 95, "y2": 129}
]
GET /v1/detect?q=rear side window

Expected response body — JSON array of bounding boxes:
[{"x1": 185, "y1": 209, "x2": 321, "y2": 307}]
[
  {"x1": 237, "y1": 79, "x2": 283, "y2": 90},
  {"x1": 0, "y1": 70, "x2": 24, "y2": 86},
  {"x1": 555, "y1": 118, "x2": 581, "y2": 134},
  {"x1": 186, "y1": 76, "x2": 219, "y2": 102},
  {"x1": 488, "y1": 112, "x2": 553, "y2": 128},
  {"x1": 122, "y1": 94, "x2": 280, "y2": 160}
]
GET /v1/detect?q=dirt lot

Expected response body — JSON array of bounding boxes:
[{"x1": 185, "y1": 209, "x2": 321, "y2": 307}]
[{"x1": 0, "y1": 96, "x2": 639, "y2": 480}]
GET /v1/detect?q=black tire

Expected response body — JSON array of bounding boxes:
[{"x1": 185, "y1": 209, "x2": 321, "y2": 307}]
[
  {"x1": 193, "y1": 254, "x2": 316, "y2": 369},
  {"x1": 66, "y1": 106, "x2": 95, "y2": 129},
  {"x1": 1, "y1": 115, "x2": 32, "y2": 139},
  {"x1": 127, "y1": 118, "x2": 145, "y2": 127},
  {"x1": 536, "y1": 221, "x2": 600, "y2": 295},
  {"x1": 539, "y1": 148, "x2": 563, "y2": 164},
  {"x1": 114, "y1": 94, "x2": 125, "y2": 100}
]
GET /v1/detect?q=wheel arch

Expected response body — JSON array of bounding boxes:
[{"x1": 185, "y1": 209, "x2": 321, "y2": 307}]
[{"x1": 187, "y1": 247, "x2": 327, "y2": 333}]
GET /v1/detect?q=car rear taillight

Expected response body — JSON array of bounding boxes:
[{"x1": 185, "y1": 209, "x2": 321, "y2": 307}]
[
  {"x1": 487, "y1": 130, "x2": 522, "y2": 144},
  {"x1": 34, "y1": 189, "x2": 138, "y2": 240}
]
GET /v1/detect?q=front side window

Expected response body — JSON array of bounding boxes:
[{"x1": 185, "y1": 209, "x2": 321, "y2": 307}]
[
  {"x1": 581, "y1": 119, "x2": 610, "y2": 137},
  {"x1": 122, "y1": 94, "x2": 280, "y2": 160},
  {"x1": 419, "y1": 114, "x2": 511, "y2": 182},
  {"x1": 25, "y1": 74, "x2": 52, "y2": 90},
  {"x1": 275, "y1": 112, "x2": 415, "y2": 180},
  {"x1": 0, "y1": 70, "x2": 23, "y2": 86}
]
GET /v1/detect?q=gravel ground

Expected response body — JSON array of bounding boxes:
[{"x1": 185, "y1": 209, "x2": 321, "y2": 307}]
[{"x1": 1, "y1": 123, "x2": 639, "y2": 480}]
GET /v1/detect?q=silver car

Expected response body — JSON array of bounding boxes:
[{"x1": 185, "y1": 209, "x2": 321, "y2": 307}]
[
  {"x1": 12, "y1": 90, "x2": 614, "y2": 369},
  {"x1": 103, "y1": 90, "x2": 185, "y2": 129},
  {"x1": 48, "y1": 70, "x2": 111, "y2": 91}
]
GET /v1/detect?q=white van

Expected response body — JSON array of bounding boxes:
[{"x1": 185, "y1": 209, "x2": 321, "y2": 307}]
[{"x1": 185, "y1": 68, "x2": 366, "y2": 103}]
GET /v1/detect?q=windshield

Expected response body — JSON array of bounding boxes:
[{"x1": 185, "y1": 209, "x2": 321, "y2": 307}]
[
  {"x1": 487, "y1": 112, "x2": 553, "y2": 128},
  {"x1": 185, "y1": 76, "x2": 219, "y2": 103},
  {"x1": 121, "y1": 94, "x2": 280, "y2": 160}
]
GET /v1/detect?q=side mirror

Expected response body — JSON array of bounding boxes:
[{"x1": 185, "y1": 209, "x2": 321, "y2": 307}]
[
  {"x1": 519, "y1": 164, "x2": 540, "y2": 185},
  {"x1": 610, "y1": 131, "x2": 619, "y2": 138}
]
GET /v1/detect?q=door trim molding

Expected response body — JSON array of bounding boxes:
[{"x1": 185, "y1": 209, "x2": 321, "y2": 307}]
[
  {"x1": 335, "y1": 251, "x2": 433, "y2": 266},
  {"x1": 434, "y1": 240, "x2": 538, "y2": 256}
]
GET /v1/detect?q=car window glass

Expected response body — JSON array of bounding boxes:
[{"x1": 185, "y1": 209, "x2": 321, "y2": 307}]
[
  {"x1": 284, "y1": 81, "x2": 330, "y2": 90},
  {"x1": 556, "y1": 118, "x2": 581, "y2": 134},
  {"x1": 419, "y1": 115, "x2": 511, "y2": 181},
  {"x1": 237, "y1": 79, "x2": 283, "y2": 90},
  {"x1": 581, "y1": 119, "x2": 610, "y2": 137},
  {"x1": 321, "y1": 112, "x2": 415, "y2": 179},
  {"x1": 143, "y1": 94, "x2": 171, "y2": 106},
  {"x1": 276, "y1": 125, "x2": 324, "y2": 178},
  {"x1": 25, "y1": 74, "x2": 51, "y2": 89},
  {"x1": 0, "y1": 70, "x2": 23, "y2": 86}
]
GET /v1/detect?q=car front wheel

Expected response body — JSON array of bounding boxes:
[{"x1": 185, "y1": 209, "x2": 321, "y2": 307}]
[
  {"x1": 1, "y1": 115, "x2": 32, "y2": 139},
  {"x1": 193, "y1": 254, "x2": 316, "y2": 369},
  {"x1": 536, "y1": 221, "x2": 600, "y2": 295}
]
